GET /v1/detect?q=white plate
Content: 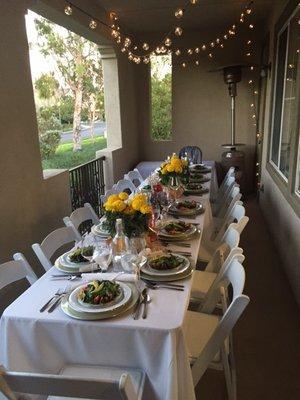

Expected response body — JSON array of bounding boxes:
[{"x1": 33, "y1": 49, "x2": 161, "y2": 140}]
[
  {"x1": 91, "y1": 223, "x2": 110, "y2": 237},
  {"x1": 158, "y1": 222, "x2": 197, "y2": 238},
  {"x1": 60, "y1": 250, "x2": 91, "y2": 269},
  {"x1": 141, "y1": 254, "x2": 190, "y2": 277},
  {"x1": 61, "y1": 284, "x2": 138, "y2": 320},
  {"x1": 68, "y1": 281, "x2": 132, "y2": 314},
  {"x1": 168, "y1": 201, "x2": 204, "y2": 216}
]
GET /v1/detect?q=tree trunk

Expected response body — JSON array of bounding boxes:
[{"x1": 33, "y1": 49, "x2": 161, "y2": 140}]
[
  {"x1": 73, "y1": 81, "x2": 83, "y2": 152},
  {"x1": 89, "y1": 93, "x2": 96, "y2": 142}
]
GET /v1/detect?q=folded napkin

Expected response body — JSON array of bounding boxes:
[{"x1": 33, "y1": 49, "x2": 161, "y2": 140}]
[{"x1": 81, "y1": 272, "x2": 138, "y2": 283}]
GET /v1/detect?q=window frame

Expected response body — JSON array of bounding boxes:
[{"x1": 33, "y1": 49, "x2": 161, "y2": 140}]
[{"x1": 267, "y1": 1, "x2": 300, "y2": 217}]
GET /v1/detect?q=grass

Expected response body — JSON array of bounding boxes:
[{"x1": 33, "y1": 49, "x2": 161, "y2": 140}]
[{"x1": 42, "y1": 137, "x2": 107, "y2": 170}]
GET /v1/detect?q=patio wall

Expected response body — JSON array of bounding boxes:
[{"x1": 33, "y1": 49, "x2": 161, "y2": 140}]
[{"x1": 259, "y1": 0, "x2": 300, "y2": 307}]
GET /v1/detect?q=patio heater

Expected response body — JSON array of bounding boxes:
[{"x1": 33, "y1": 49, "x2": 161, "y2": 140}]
[{"x1": 213, "y1": 65, "x2": 247, "y2": 191}]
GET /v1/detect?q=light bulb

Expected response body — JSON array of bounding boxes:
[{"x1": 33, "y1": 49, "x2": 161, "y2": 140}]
[
  {"x1": 250, "y1": 66, "x2": 254, "y2": 70},
  {"x1": 135, "y1": 57, "x2": 141, "y2": 64},
  {"x1": 254, "y1": 90, "x2": 258, "y2": 94},
  {"x1": 246, "y1": 52, "x2": 251, "y2": 56},
  {"x1": 182, "y1": 62, "x2": 186, "y2": 68},
  {"x1": 64, "y1": 5, "x2": 72, "y2": 15},
  {"x1": 156, "y1": 46, "x2": 161, "y2": 54},
  {"x1": 142, "y1": 43, "x2": 149, "y2": 51},
  {"x1": 109, "y1": 11, "x2": 118, "y2": 21},
  {"x1": 128, "y1": 54, "x2": 133, "y2": 60},
  {"x1": 208, "y1": 53, "x2": 213, "y2": 58},
  {"x1": 240, "y1": 17, "x2": 244, "y2": 23},
  {"x1": 175, "y1": 26, "x2": 183, "y2": 36},
  {"x1": 190, "y1": 0, "x2": 198, "y2": 4},
  {"x1": 195, "y1": 60, "x2": 199, "y2": 65},
  {"x1": 249, "y1": 24, "x2": 254, "y2": 29},
  {"x1": 247, "y1": 40, "x2": 252, "y2": 45},
  {"x1": 248, "y1": 80, "x2": 253, "y2": 84},
  {"x1": 89, "y1": 20, "x2": 97, "y2": 29},
  {"x1": 175, "y1": 8, "x2": 184, "y2": 18},
  {"x1": 124, "y1": 37, "x2": 131, "y2": 47},
  {"x1": 143, "y1": 56, "x2": 150, "y2": 64},
  {"x1": 111, "y1": 29, "x2": 119, "y2": 38},
  {"x1": 121, "y1": 47, "x2": 127, "y2": 53},
  {"x1": 220, "y1": 44, "x2": 224, "y2": 48},
  {"x1": 133, "y1": 45, "x2": 138, "y2": 50},
  {"x1": 210, "y1": 42, "x2": 215, "y2": 47},
  {"x1": 195, "y1": 47, "x2": 200, "y2": 53},
  {"x1": 224, "y1": 34, "x2": 228, "y2": 40},
  {"x1": 175, "y1": 49, "x2": 181, "y2": 56},
  {"x1": 116, "y1": 36, "x2": 121, "y2": 44},
  {"x1": 201, "y1": 44, "x2": 206, "y2": 50},
  {"x1": 160, "y1": 46, "x2": 167, "y2": 53},
  {"x1": 246, "y1": 8, "x2": 252, "y2": 14},
  {"x1": 187, "y1": 48, "x2": 193, "y2": 55},
  {"x1": 216, "y1": 38, "x2": 220, "y2": 44},
  {"x1": 165, "y1": 37, "x2": 172, "y2": 47},
  {"x1": 250, "y1": 103, "x2": 254, "y2": 107}
]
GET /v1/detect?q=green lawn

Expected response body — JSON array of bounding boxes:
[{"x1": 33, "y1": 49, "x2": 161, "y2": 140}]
[{"x1": 42, "y1": 137, "x2": 107, "y2": 170}]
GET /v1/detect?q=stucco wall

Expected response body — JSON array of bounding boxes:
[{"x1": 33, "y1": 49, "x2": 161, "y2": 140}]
[{"x1": 259, "y1": 0, "x2": 300, "y2": 306}]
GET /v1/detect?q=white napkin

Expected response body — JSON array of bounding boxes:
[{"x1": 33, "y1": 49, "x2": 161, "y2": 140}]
[{"x1": 81, "y1": 272, "x2": 138, "y2": 283}]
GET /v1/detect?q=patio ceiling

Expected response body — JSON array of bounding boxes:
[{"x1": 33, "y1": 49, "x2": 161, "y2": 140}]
[{"x1": 96, "y1": 0, "x2": 284, "y2": 34}]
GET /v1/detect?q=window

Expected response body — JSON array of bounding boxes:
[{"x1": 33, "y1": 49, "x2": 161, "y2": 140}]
[
  {"x1": 150, "y1": 55, "x2": 172, "y2": 140},
  {"x1": 270, "y1": 8, "x2": 300, "y2": 181},
  {"x1": 268, "y1": 4, "x2": 300, "y2": 214},
  {"x1": 25, "y1": 10, "x2": 107, "y2": 170}
]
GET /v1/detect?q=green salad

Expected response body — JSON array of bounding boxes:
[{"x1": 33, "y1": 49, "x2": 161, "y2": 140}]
[
  {"x1": 78, "y1": 280, "x2": 121, "y2": 305},
  {"x1": 149, "y1": 254, "x2": 183, "y2": 270},
  {"x1": 68, "y1": 246, "x2": 94, "y2": 263}
]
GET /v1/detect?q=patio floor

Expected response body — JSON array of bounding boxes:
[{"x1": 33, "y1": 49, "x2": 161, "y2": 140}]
[{"x1": 195, "y1": 196, "x2": 300, "y2": 400}]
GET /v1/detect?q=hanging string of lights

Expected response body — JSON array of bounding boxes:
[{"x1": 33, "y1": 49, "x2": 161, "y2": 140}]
[{"x1": 63, "y1": 0, "x2": 253, "y2": 64}]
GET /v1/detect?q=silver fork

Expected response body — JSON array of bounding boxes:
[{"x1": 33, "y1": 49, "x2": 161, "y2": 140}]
[
  {"x1": 47, "y1": 285, "x2": 72, "y2": 313},
  {"x1": 40, "y1": 287, "x2": 67, "y2": 312}
]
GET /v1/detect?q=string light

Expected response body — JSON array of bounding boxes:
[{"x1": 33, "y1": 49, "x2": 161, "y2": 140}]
[
  {"x1": 208, "y1": 52, "x2": 213, "y2": 58},
  {"x1": 175, "y1": 26, "x2": 183, "y2": 36},
  {"x1": 201, "y1": 44, "x2": 206, "y2": 50},
  {"x1": 190, "y1": 0, "x2": 198, "y2": 4},
  {"x1": 175, "y1": 49, "x2": 181, "y2": 56},
  {"x1": 109, "y1": 11, "x2": 118, "y2": 21},
  {"x1": 195, "y1": 60, "x2": 199, "y2": 65},
  {"x1": 124, "y1": 37, "x2": 131, "y2": 48},
  {"x1": 249, "y1": 24, "x2": 254, "y2": 29},
  {"x1": 64, "y1": 4, "x2": 72, "y2": 15},
  {"x1": 89, "y1": 19, "x2": 97, "y2": 29},
  {"x1": 165, "y1": 37, "x2": 172, "y2": 46},
  {"x1": 182, "y1": 62, "x2": 186, "y2": 67},
  {"x1": 187, "y1": 48, "x2": 193, "y2": 55},
  {"x1": 175, "y1": 8, "x2": 184, "y2": 18},
  {"x1": 142, "y1": 42, "x2": 149, "y2": 51}
]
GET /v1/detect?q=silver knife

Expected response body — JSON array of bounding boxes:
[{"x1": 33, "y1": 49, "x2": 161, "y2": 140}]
[{"x1": 133, "y1": 288, "x2": 147, "y2": 320}]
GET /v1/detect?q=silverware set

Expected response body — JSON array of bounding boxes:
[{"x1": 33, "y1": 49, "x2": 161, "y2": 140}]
[
  {"x1": 144, "y1": 281, "x2": 184, "y2": 291},
  {"x1": 39, "y1": 286, "x2": 70, "y2": 313},
  {"x1": 133, "y1": 288, "x2": 149, "y2": 320}
]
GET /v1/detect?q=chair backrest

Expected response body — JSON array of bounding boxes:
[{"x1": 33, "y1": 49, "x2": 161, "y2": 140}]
[
  {"x1": 215, "y1": 203, "x2": 249, "y2": 241},
  {"x1": 100, "y1": 188, "x2": 117, "y2": 204},
  {"x1": 32, "y1": 226, "x2": 78, "y2": 272},
  {"x1": 205, "y1": 243, "x2": 243, "y2": 274},
  {"x1": 191, "y1": 292, "x2": 249, "y2": 387},
  {"x1": 113, "y1": 179, "x2": 136, "y2": 194},
  {"x1": 217, "y1": 185, "x2": 241, "y2": 219},
  {"x1": 124, "y1": 169, "x2": 144, "y2": 187},
  {"x1": 179, "y1": 146, "x2": 203, "y2": 164},
  {"x1": 0, "y1": 254, "x2": 37, "y2": 292},
  {"x1": 0, "y1": 366, "x2": 141, "y2": 400},
  {"x1": 219, "y1": 167, "x2": 235, "y2": 193},
  {"x1": 63, "y1": 203, "x2": 100, "y2": 240},
  {"x1": 221, "y1": 225, "x2": 241, "y2": 250},
  {"x1": 200, "y1": 252, "x2": 245, "y2": 313}
]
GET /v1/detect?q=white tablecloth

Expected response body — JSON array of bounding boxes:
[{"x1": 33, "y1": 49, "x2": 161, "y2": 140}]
[{"x1": 0, "y1": 170, "x2": 215, "y2": 400}]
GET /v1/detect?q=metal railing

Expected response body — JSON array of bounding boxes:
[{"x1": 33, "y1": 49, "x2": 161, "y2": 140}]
[{"x1": 69, "y1": 156, "x2": 105, "y2": 216}]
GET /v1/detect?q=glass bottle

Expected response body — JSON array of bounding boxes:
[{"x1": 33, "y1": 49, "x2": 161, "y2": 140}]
[{"x1": 112, "y1": 218, "x2": 129, "y2": 271}]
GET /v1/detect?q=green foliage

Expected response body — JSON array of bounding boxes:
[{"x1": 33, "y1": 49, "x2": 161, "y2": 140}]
[
  {"x1": 35, "y1": 73, "x2": 59, "y2": 99},
  {"x1": 151, "y1": 73, "x2": 172, "y2": 140},
  {"x1": 42, "y1": 137, "x2": 107, "y2": 169},
  {"x1": 37, "y1": 112, "x2": 61, "y2": 159},
  {"x1": 60, "y1": 96, "x2": 74, "y2": 124},
  {"x1": 102, "y1": 211, "x2": 150, "y2": 238}
]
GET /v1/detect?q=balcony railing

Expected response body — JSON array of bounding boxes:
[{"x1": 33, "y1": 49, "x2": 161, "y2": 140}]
[{"x1": 69, "y1": 156, "x2": 105, "y2": 216}]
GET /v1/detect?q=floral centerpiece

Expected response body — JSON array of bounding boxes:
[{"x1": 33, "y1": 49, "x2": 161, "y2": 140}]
[
  {"x1": 102, "y1": 192, "x2": 152, "y2": 238},
  {"x1": 158, "y1": 154, "x2": 188, "y2": 186}
]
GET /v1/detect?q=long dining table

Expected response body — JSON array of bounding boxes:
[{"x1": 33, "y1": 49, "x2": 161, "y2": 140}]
[{"x1": 0, "y1": 164, "x2": 216, "y2": 400}]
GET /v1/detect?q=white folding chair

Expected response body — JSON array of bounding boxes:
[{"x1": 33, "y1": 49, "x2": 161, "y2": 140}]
[
  {"x1": 32, "y1": 226, "x2": 78, "y2": 272},
  {"x1": 0, "y1": 254, "x2": 37, "y2": 293},
  {"x1": 113, "y1": 179, "x2": 136, "y2": 194},
  {"x1": 198, "y1": 222, "x2": 242, "y2": 262},
  {"x1": 217, "y1": 167, "x2": 235, "y2": 197},
  {"x1": 124, "y1": 169, "x2": 144, "y2": 187},
  {"x1": 214, "y1": 185, "x2": 242, "y2": 219},
  {"x1": 213, "y1": 204, "x2": 249, "y2": 242},
  {"x1": 100, "y1": 188, "x2": 117, "y2": 204},
  {"x1": 63, "y1": 203, "x2": 100, "y2": 240},
  {"x1": 212, "y1": 176, "x2": 237, "y2": 215},
  {"x1": 192, "y1": 227, "x2": 243, "y2": 301},
  {"x1": 184, "y1": 258, "x2": 249, "y2": 400},
  {"x1": 0, "y1": 364, "x2": 145, "y2": 400}
]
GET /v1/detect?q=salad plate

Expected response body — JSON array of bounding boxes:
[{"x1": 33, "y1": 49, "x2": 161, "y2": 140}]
[
  {"x1": 168, "y1": 200, "x2": 204, "y2": 216},
  {"x1": 68, "y1": 280, "x2": 132, "y2": 314},
  {"x1": 184, "y1": 183, "x2": 209, "y2": 195},
  {"x1": 91, "y1": 221, "x2": 110, "y2": 237},
  {"x1": 55, "y1": 248, "x2": 112, "y2": 273},
  {"x1": 190, "y1": 164, "x2": 211, "y2": 174},
  {"x1": 61, "y1": 283, "x2": 138, "y2": 320},
  {"x1": 141, "y1": 264, "x2": 194, "y2": 282},
  {"x1": 158, "y1": 221, "x2": 197, "y2": 239},
  {"x1": 141, "y1": 253, "x2": 190, "y2": 277}
]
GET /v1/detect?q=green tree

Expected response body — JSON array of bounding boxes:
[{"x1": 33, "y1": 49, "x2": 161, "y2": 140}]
[
  {"x1": 35, "y1": 73, "x2": 59, "y2": 100},
  {"x1": 151, "y1": 72, "x2": 172, "y2": 140},
  {"x1": 34, "y1": 17, "x2": 103, "y2": 151},
  {"x1": 37, "y1": 111, "x2": 61, "y2": 159}
]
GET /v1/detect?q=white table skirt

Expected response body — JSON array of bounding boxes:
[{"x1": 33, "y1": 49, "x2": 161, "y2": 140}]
[{"x1": 0, "y1": 170, "x2": 215, "y2": 400}]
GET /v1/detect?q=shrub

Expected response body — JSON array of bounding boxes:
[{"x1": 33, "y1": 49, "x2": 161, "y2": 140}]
[{"x1": 37, "y1": 113, "x2": 61, "y2": 159}]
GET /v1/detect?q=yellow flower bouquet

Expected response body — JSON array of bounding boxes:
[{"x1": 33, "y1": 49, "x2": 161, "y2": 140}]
[
  {"x1": 158, "y1": 154, "x2": 188, "y2": 186},
  {"x1": 102, "y1": 192, "x2": 152, "y2": 238}
]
